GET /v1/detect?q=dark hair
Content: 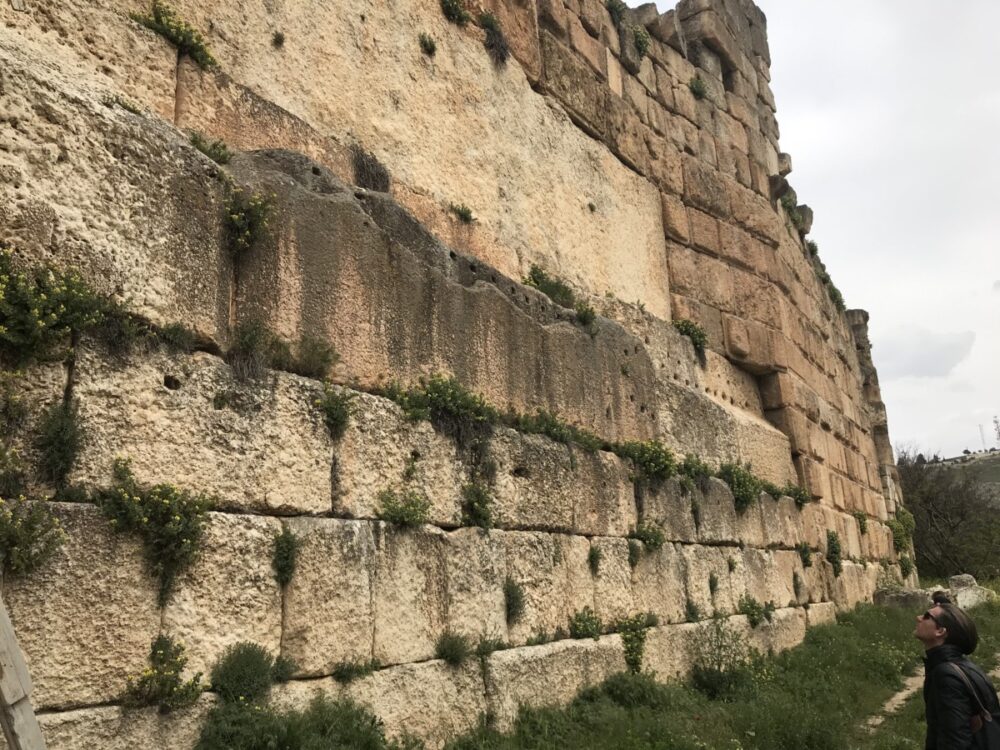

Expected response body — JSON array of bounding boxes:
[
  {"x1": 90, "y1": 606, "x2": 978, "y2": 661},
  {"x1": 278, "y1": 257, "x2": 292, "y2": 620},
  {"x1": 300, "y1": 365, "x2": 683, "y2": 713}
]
[
  {"x1": 931, "y1": 590, "x2": 952, "y2": 605},
  {"x1": 935, "y1": 603, "x2": 978, "y2": 654}
]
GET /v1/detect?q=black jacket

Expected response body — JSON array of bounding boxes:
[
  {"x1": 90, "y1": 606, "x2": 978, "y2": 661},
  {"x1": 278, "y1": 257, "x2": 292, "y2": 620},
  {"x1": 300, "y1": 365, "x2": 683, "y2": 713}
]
[{"x1": 923, "y1": 644, "x2": 1000, "y2": 750}]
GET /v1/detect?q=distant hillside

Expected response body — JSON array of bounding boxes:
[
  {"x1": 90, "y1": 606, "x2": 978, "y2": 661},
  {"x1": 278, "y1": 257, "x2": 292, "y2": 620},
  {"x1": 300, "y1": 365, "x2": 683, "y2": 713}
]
[{"x1": 942, "y1": 451, "x2": 1000, "y2": 503}]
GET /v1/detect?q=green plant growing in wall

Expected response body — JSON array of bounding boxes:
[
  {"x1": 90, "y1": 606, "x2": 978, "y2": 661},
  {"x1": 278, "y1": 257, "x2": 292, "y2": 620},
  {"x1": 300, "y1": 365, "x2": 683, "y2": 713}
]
[
  {"x1": 887, "y1": 506, "x2": 915, "y2": 552},
  {"x1": 618, "y1": 613, "x2": 651, "y2": 674},
  {"x1": 479, "y1": 13, "x2": 510, "y2": 67},
  {"x1": 827, "y1": 530, "x2": 843, "y2": 577},
  {"x1": 569, "y1": 606, "x2": 602, "y2": 640},
  {"x1": 130, "y1": 1, "x2": 217, "y2": 70},
  {"x1": 629, "y1": 522, "x2": 665, "y2": 552},
  {"x1": 793, "y1": 571, "x2": 803, "y2": 600},
  {"x1": 225, "y1": 320, "x2": 294, "y2": 381},
  {"x1": 727, "y1": 555, "x2": 737, "y2": 573},
  {"x1": 796, "y1": 541, "x2": 813, "y2": 568},
  {"x1": 103, "y1": 95, "x2": 143, "y2": 115},
  {"x1": 35, "y1": 399, "x2": 83, "y2": 488},
  {"x1": 853, "y1": 511, "x2": 868, "y2": 535},
  {"x1": 225, "y1": 189, "x2": 272, "y2": 257},
  {"x1": 717, "y1": 463, "x2": 763, "y2": 514},
  {"x1": 476, "y1": 633, "x2": 508, "y2": 658},
  {"x1": 685, "y1": 599, "x2": 702, "y2": 623},
  {"x1": 616, "y1": 441, "x2": 676, "y2": 484},
  {"x1": 690, "y1": 615, "x2": 754, "y2": 699},
  {"x1": 805, "y1": 239, "x2": 819, "y2": 257},
  {"x1": 0, "y1": 495, "x2": 66, "y2": 577},
  {"x1": 632, "y1": 25, "x2": 651, "y2": 59},
  {"x1": 708, "y1": 572, "x2": 719, "y2": 597},
  {"x1": 461, "y1": 481, "x2": 494, "y2": 529},
  {"x1": 588, "y1": 545, "x2": 603, "y2": 576},
  {"x1": 271, "y1": 31, "x2": 285, "y2": 49},
  {"x1": 190, "y1": 132, "x2": 232, "y2": 164},
  {"x1": 899, "y1": 555, "x2": 914, "y2": 579},
  {"x1": 605, "y1": 0, "x2": 627, "y2": 27},
  {"x1": 504, "y1": 576, "x2": 525, "y2": 625},
  {"x1": 314, "y1": 384, "x2": 354, "y2": 440},
  {"x1": 672, "y1": 319, "x2": 708, "y2": 356},
  {"x1": 376, "y1": 488, "x2": 431, "y2": 528},
  {"x1": 440, "y1": 0, "x2": 471, "y2": 26},
  {"x1": 210, "y1": 642, "x2": 287, "y2": 703},
  {"x1": 271, "y1": 524, "x2": 299, "y2": 587},
  {"x1": 738, "y1": 594, "x2": 769, "y2": 628},
  {"x1": 419, "y1": 32, "x2": 437, "y2": 57},
  {"x1": 627, "y1": 539, "x2": 642, "y2": 569},
  {"x1": 97, "y1": 458, "x2": 212, "y2": 606},
  {"x1": 449, "y1": 202, "x2": 475, "y2": 223},
  {"x1": 436, "y1": 630, "x2": 472, "y2": 666},
  {"x1": 331, "y1": 659, "x2": 380, "y2": 683},
  {"x1": 122, "y1": 635, "x2": 203, "y2": 712},
  {"x1": 288, "y1": 335, "x2": 339, "y2": 380},
  {"x1": 689, "y1": 77, "x2": 707, "y2": 100}
]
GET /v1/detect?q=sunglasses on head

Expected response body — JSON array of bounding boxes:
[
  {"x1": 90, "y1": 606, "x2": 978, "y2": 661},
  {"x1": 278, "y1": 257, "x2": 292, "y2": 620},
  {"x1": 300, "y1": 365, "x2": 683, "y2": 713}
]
[{"x1": 921, "y1": 610, "x2": 942, "y2": 626}]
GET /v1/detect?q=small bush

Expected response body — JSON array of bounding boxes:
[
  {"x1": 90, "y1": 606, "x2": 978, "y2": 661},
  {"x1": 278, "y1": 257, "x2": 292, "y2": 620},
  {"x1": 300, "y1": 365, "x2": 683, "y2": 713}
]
[
  {"x1": 690, "y1": 496, "x2": 702, "y2": 528},
  {"x1": 226, "y1": 320, "x2": 286, "y2": 381},
  {"x1": 708, "y1": 572, "x2": 719, "y2": 596},
  {"x1": 805, "y1": 239, "x2": 819, "y2": 257},
  {"x1": 211, "y1": 642, "x2": 279, "y2": 703},
  {"x1": 97, "y1": 458, "x2": 212, "y2": 606},
  {"x1": 827, "y1": 284, "x2": 846, "y2": 312},
  {"x1": 525, "y1": 265, "x2": 576, "y2": 309},
  {"x1": 796, "y1": 541, "x2": 813, "y2": 568},
  {"x1": 615, "y1": 440, "x2": 676, "y2": 484},
  {"x1": 130, "y1": 1, "x2": 216, "y2": 70},
  {"x1": 0, "y1": 495, "x2": 66, "y2": 576},
  {"x1": 122, "y1": 635, "x2": 203, "y2": 713},
  {"x1": 727, "y1": 555, "x2": 737, "y2": 573},
  {"x1": 826, "y1": 530, "x2": 843, "y2": 577},
  {"x1": 673, "y1": 318, "x2": 708, "y2": 356},
  {"x1": 738, "y1": 595, "x2": 766, "y2": 627},
  {"x1": 588, "y1": 545, "x2": 602, "y2": 576},
  {"x1": 104, "y1": 94, "x2": 142, "y2": 115},
  {"x1": 377, "y1": 488, "x2": 431, "y2": 528},
  {"x1": 690, "y1": 616, "x2": 753, "y2": 699},
  {"x1": 853, "y1": 511, "x2": 868, "y2": 535},
  {"x1": 271, "y1": 524, "x2": 299, "y2": 587},
  {"x1": 630, "y1": 522, "x2": 665, "y2": 552},
  {"x1": 568, "y1": 606, "x2": 602, "y2": 640},
  {"x1": 289, "y1": 335, "x2": 338, "y2": 379},
  {"x1": 0, "y1": 447, "x2": 26, "y2": 499},
  {"x1": 504, "y1": 576, "x2": 525, "y2": 625},
  {"x1": 679, "y1": 453, "x2": 713, "y2": 486},
  {"x1": 419, "y1": 32, "x2": 436, "y2": 56},
  {"x1": 272, "y1": 655, "x2": 296, "y2": 683},
  {"x1": 157, "y1": 323, "x2": 198, "y2": 353},
  {"x1": 685, "y1": 599, "x2": 702, "y2": 623},
  {"x1": 479, "y1": 13, "x2": 510, "y2": 67},
  {"x1": 382, "y1": 375, "x2": 497, "y2": 448},
  {"x1": 35, "y1": 399, "x2": 82, "y2": 487},
  {"x1": 271, "y1": 31, "x2": 285, "y2": 48},
  {"x1": 441, "y1": 0, "x2": 470, "y2": 25},
  {"x1": 351, "y1": 144, "x2": 390, "y2": 193},
  {"x1": 618, "y1": 613, "x2": 650, "y2": 674},
  {"x1": 575, "y1": 303, "x2": 597, "y2": 332},
  {"x1": 605, "y1": 0, "x2": 628, "y2": 27},
  {"x1": 717, "y1": 462, "x2": 762, "y2": 513},
  {"x1": 460, "y1": 482, "x2": 494, "y2": 529},
  {"x1": 225, "y1": 189, "x2": 272, "y2": 257},
  {"x1": 476, "y1": 634, "x2": 508, "y2": 658},
  {"x1": 689, "y1": 77, "x2": 707, "y2": 100},
  {"x1": 190, "y1": 132, "x2": 232, "y2": 164},
  {"x1": 315, "y1": 384, "x2": 354, "y2": 440},
  {"x1": 780, "y1": 193, "x2": 805, "y2": 231},
  {"x1": 632, "y1": 25, "x2": 650, "y2": 59},
  {"x1": 899, "y1": 555, "x2": 914, "y2": 579},
  {"x1": 331, "y1": 659, "x2": 380, "y2": 683},
  {"x1": 511, "y1": 409, "x2": 603, "y2": 452},
  {"x1": 782, "y1": 482, "x2": 812, "y2": 508},
  {"x1": 450, "y1": 203, "x2": 474, "y2": 223},
  {"x1": 436, "y1": 630, "x2": 472, "y2": 666}
]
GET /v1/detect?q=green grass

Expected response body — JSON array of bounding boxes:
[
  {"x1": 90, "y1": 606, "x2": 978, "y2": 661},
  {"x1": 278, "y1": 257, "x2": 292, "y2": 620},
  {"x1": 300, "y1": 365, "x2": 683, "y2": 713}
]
[{"x1": 446, "y1": 605, "x2": 933, "y2": 750}]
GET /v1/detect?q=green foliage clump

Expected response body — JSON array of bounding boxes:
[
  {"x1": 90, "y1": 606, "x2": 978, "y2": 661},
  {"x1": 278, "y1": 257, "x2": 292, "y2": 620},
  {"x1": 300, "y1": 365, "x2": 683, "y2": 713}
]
[
  {"x1": 827, "y1": 283, "x2": 846, "y2": 312},
  {"x1": 629, "y1": 522, "x2": 665, "y2": 552},
  {"x1": 271, "y1": 31, "x2": 285, "y2": 48},
  {"x1": 103, "y1": 95, "x2": 143, "y2": 115},
  {"x1": 588, "y1": 545, "x2": 603, "y2": 576},
  {"x1": 272, "y1": 524, "x2": 299, "y2": 587},
  {"x1": 689, "y1": 615, "x2": 754, "y2": 699},
  {"x1": 461, "y1": 482, "x2": 494, "y2": 529},
  {"x1": 315, "y1": 384, "x2": 354, "y2": 440},
  {"x1": 805, "y1": 239, "x2": 819, "y2": 257},
  {"x1": 679, "y1": 453, "x2": 713, "y2": 489},
  {"x1": 130, "y1": 1, "x2": 217, "y2": 70},
  {"x1": 727, "y1": 555, "x2": 737, "y2": 573},
  {"x1": 122, "y1": 635, "x2": 203, "y2": 713},
  {"x1": 35, "y1": 399, "x2": 83, "y2": 487},
  {"x1": 225, "y1": 320, "x2": 287, "y2": 381},
  {"x1": 685, "y1": 599, "x2": 702, "y2": 623},
  {"x1": 436, "y1": 630, "x2": 472, "y2": 666},
  {"x1": 377, "y1": 488, "x2": 431, "y2": 528},
  {"x1": 332, "y1": 659, "x2": 381, "y2": 684},
  {"x1": 441, "y1": 0, "x2": 470, "y2": 26},
  {"x1": 672, "y1": 318, "x2": 708, "y2": 356},
  {"x1": 0, "y1": 249, "x2": 107, "y2": 368},
  {"x1": 476, "y1": 634, "x2": 508, "y2": 658},
  {"x1": 632, "y1": 25, "x2": 651, "y2": 59},
  {"x1": 853, "y1": 511, "x2": 868, "y2": 535},
  {"x1": 618, "y1": 613, "x2": 651, "y2": 674},
  {"x1": 689, "y1": 77, "x2": 707, "y2": 100},
  {"x1": 627, "y1": 539, "x2": 642, "y2": 569},
  {"x1": 524, "y1": 265, "x2": 597, "y2": 331},
  {"x1": 479, "y1": 13, "x2": 510, "y2": 67},
  {"x1": 717, "y1": 462, "x2": 762, "y2": 513},
  {"x1": 225, "y1": 188, "x2": 272, "y2": 257},
  {"x1": 708, "y1": 572, "x2": 719, "y2": 596},
  {"x1": 738, "y1": 595, "x2": 767, "y2": 628},
  {"x1": 351, "y1": 144, "x2": 390, "y2": 193},
  {"x1": 288, "y1": 335, "x2": 338, "y2": 380},
  {"x1": 190, "y1": 132, "x2": 232, "y2": 164},
  {"x1": 899, "y1": 555, "x2": 914, "y2": 579},
  {"x1": 761, "y1": 480, "x2": 812, "y2": 508},
  {"x1": 605, "y1": 0, "x2": 627, "y2": 27},
  {"x1": 210, "y1": 642, "x2": 293, "y2": 702},
  {"x1": 96, "y1": 458, "x2": 212, "y2": 606},
  {"x1": 796, "y1": 541, "x2": 813, "y2": 568},
  {"x1": 615, "y1": 440, "x2": 676, "y2": 484},
  {"x1": 568, "y1": 606, "x2": 602, "y2": 640},
  {"x1": 780, "y1": 193, "x2": 804, "y2": 230},
  {"x1": 0, "y1": 495, "x2": 66, "y2": 576},
  {"x1": 384, "y1": 375, "x2": 497, "y2": 444},
  {"x1": 826, "y1": 530, "x2": 843, "y2": 577},
  {"x1": 419, "y1": 32, "x2": 437, "y2": 57},
  {"x1": 512, "y1": 409, "x2": 602, "y2": 452},
  {"x1": 504, "y1": 576, "x2": 525, "y2": 625},
  {"x1": 450, "y1": 202, "x2": 474, "y2": 223}
]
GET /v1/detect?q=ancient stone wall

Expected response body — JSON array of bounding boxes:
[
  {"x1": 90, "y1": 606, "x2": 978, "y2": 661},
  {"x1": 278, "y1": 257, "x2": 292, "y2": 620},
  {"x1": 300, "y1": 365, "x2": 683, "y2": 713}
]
[{"x1": 0, "y1": 0, "x2": 911, "y2": 746}]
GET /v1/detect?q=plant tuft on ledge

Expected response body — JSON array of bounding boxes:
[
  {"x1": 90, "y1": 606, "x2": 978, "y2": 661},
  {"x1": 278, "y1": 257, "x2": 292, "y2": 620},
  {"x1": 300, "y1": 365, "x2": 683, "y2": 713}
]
[
  {"x1": 0, "y1": 495, "x2": 66, "y2": 577},
  {"x1": 632, "y1": 25, "x2": 651, "y2": 59},
  {"x1": 190, "y1": 132, "x2": 232, "y2": 165},
  {"x1": 376, "y1": 487, "x2": 431, "y2": 528},
  {"x1": 605, "y1": 0, "x2": 627, "y2": 28},
  {"x1": 449, "y1": 202, "x2": 475, "y2": 223},
  {"x1": 440, "y1": 0, "x2": 470, "y2": 26},
  {"x1": 122, "y1": 635, "x2": 203, "y2": 713},
  {"x1": 419, "y1": 32, "x2": 437, "y2": 57},
  {"x1": 130, "y1": 1, "x2": 217, "y2": 70},
  {"x1": 479, "y1": 13, "x2": 510, "y2": 67},
  {"x1": 689, "y1": 77, "x2": 707, "y2": 100},
  {"x1": 672, "y1": 319, "x2": 708, "y2": 357},
  {"x1": 225, "y1": 188, "x2": 272, "y2": 257}
]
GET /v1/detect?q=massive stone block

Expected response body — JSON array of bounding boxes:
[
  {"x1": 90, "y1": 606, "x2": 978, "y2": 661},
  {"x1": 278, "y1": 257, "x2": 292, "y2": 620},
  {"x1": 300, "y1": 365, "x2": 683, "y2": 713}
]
[
  {"x1": 3, "y1": 504, "x2": 160, "y2": 710},
  {"x1": 442, "y1": 528, "x2": 508, "y2": 641},
  {"x1": 0, "y1": 33, "x2": 231, "y2": 347},
  {"x1": 70, "y1": 346, "x2": 335, "y2": 515}
]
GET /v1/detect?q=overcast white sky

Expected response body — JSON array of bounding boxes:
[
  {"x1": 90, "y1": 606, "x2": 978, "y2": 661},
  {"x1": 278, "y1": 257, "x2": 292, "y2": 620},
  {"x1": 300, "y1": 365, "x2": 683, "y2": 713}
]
[{"x1": 647, "y1": 0, "x2": 1000, "y2": 458}]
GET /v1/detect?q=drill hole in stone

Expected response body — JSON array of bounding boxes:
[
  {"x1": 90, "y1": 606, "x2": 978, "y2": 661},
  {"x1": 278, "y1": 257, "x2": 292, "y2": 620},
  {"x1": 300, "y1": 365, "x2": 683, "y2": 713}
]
[{"x1": 163, "y1": 374, "x2": 182, "y2": 390}]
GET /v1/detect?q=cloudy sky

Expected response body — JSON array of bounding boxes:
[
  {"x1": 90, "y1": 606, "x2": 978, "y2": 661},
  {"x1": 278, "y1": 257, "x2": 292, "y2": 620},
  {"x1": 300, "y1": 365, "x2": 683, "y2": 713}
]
[{"x1": 647, "y1": 1, "x2": 1000, "y2": 457}]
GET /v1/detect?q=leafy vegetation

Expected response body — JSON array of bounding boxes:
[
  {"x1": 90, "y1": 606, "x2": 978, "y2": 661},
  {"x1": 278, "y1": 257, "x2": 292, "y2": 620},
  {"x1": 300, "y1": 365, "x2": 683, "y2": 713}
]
[
  {"x1": 737, "y1": 595, "x2": 775, "y2": 628},
  {"x1": 0, "y1": 495, "x2": 66, "y2": 576},
  {"x1": 122, "y1": 635, "x2": 203, "y2": 713},
  {"x1": 853, "y1": 511, "x2": 868, "y2": 534},
  {"x1": 672, "y1": 319, "x2": 708, "y2": 356},
  {"x1": 717, "y1": 462, "x2": 762, "y2": 513},
  {"x1": 504, "y1": 577, "x2": 525, "y2": 625},
  {"x1": 436, "y1": 630, "x2": 472, "y2": 666},
  {"x1": 130, "y1": 1, "x2": 217, "y2": 69},
  {"x1": 377, "y1": 488, "x2": 431, "y2": 528},
  {"x1": 35, "y1": 399, "x2": 82, "y2": 487},
  {"x1": 796, "y1": 541, "x2": 813, "y2": 568},
  {"x1": 826, "y1": 530, "x2": 843, "y2": 577},
  {"x1": 568, "y1": 606, "x2": 602, "y2": 640},
  {"x1": 479, "y1": 13, "x2": 510, "y2": 66},
  {"x1": 419, "y1": 32, "x2": 437, "y2": 57},
  {"x1": 332, "y1": 659, "x2": 381, "y2": 684},
  {"x1": 619, "y1": 613, "x2": 652, "y2": 674},
  {"x1": 629, "y1": 522, "x2": 665, "y2": 552},
  {"x1": 605, "y1": 0, "x2": 627, "y2": 27},
  {"x1": 523, "y1": 265, "x2": 596, "y2": 331},
  {"x1": 225, "y1": 189, "x2": 272, "y2": 257},
  {"x1": 450, "y1": 203, "x2": 474, "y2": 223},
  {"x1": 615, "y1": 441, "x2": 676, "y2": 484},
  {"x1": 588, "y1": 545, "x2": 603, "y2": 576},
  {"x1": 461, "y1": 482, "x2": 494, "y2": 529},
  {"x1": 689, "y1": 77, "x2": 707, "y2": 100},
  {"x1": 210, "y1": 642, "x2": 287, "y2": 703},
  {"x1": 190, "y1": 132, "x2": 232, "y2": 164},
  {"x1": 315, "y1": 384, "x2": 354, "y2": 440},
  {"x1": 441, "y1": 0, "x2": 470, "y2": 26},
  {"x1": 632, "y1": 26, "x2": 651, "y2": 59},
  {"x1": 272, "y1": 524, "x2": 299, "y2": 587}
]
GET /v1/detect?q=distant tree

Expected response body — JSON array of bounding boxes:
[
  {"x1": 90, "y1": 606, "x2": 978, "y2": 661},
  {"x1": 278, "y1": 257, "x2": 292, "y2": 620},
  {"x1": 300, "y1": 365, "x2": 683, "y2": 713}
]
[
  {"x1": 963, "y1": 448, "x2": 971, "y2": 455},
  {"x1": 916, "y1": 453, "x2": 927, "y2": 465},
  {"x1": 898, "y1": 448, "x2": 1000, "y2": 580}
]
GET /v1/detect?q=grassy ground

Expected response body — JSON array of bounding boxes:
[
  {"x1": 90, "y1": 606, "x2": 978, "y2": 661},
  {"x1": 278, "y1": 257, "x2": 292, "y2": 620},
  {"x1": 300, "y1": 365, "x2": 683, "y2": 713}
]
[{"x1": 447, "y1": 606, "x2": 931, "y2": 750}]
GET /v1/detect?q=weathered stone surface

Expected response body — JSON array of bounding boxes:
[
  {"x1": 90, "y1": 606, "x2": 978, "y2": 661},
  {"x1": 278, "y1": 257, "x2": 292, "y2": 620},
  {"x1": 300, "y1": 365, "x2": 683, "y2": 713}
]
[
  {"x1": 485, "y1": 636, "x2": 626, "y2": 732},
  {"x1": 592, "y1": 537, "x2": 635, "y2": 625},
  {"x1": 873, "y1": 588, "x2": 932, "y2": 611},
  {"x1": 681, "y1": 544, "x2": 744, "y2": 617},
  {"x1": 0, "y1": 33, "x2": 231, "y2": 347},
  {"x1": 3, "y1": 503, "x2": 159, "y2": 710},
  {"x1": 71, "y1": 346, "x2": 334, "y2": 515},
  {"x1": 442, "y1": 528, "x2": 507, "y2": 642},
  {"x1": 639, "y1": 479, "x2": 698, "y2": 543},
  {"x1": 694, "y1": 478, "x2": 739, "y2": 544},
  {"x1": 283, "y1": 519, "x2": 375, "y2": 676},
  {"x1": 805, "y1": 601, "x2": 838, "y2": 628},
  {"x1": 163, "y1": 512, "x2": 283, "y2": 678},
  {"x1": 748, "y1": 606, "x2": 807, "y2": 655}
]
